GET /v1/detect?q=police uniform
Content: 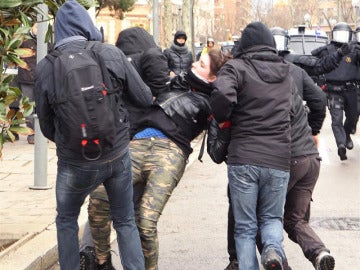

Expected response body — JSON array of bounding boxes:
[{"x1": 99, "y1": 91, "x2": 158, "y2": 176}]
[{"x1": 312, "y1": 23, "x2": 358, "y2": 160}]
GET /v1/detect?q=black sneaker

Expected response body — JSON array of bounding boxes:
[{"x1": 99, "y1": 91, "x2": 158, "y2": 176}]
[
  {"x1": 79, "y1": 246, "x2": 96, "y2": 270},
  {"x1": 337, "y1": 145, "x2": 347, "y2": 160},
  {"x1": 314, "y1": 251, "x2": 335, "y2": 270},
  {"x1": 224, "y1": 260, "x2": 238, "y2": 270},
  {"x1": 346, "y1": 135, "x2": 354, "y2": 150},
  {"x1": 262, "y1": 248, "x2": 283, "y2": 270}
]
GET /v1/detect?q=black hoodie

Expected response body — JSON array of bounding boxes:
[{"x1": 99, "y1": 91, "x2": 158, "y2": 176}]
[
  {"x1": 115, "y1": 27, "x2": 169, "y2": 96},
  {"x1": 35, "y1": 1, "x2": 152, "y2": 164},
  {"x1": 211, "y1": 22, "x2": 293, "y2": 170}
]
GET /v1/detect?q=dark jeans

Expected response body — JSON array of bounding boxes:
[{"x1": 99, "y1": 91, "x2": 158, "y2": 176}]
[
  {"x1": 284, "y1": 154, "x2": 329, "y2": 263},
  {"x1": 227, "y1": 154, "x2": 328, "y2": 265},
  {"x1": 56, "y1": 150, "x2": 144, "y2": 270}
]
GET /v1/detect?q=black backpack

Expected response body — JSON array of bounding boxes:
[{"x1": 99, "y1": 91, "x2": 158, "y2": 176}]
[{"x1": 46, "y1": 42, "x2": 118, "y2": 160}]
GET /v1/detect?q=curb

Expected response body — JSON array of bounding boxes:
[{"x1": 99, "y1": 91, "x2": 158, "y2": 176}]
[{"x1": 0, "y1": 199, "x2": 89, "y2": 270}]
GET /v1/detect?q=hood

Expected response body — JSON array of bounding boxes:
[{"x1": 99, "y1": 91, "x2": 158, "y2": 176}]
[
  {"x1": 174, "y1": 30, "x2": 187, "y2": 41},
  {"x1": 115, "y1": 27, "x2": 157, "y2": 55},
  {"x1": 243, "y1": 49, "x2": 290, "y2": 83},
  {"x1": 174, "y1": 30, "x2": 187, "y2": 46},
  {"x1": 54, "y1": 0, "x2": 102, "y2": 46},
  {"x1": 234, "y1": 22, "x2": 276, "y2": 56}
]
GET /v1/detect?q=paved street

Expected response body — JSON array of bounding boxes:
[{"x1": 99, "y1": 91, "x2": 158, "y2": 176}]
[
  {"x1": 84, "y1": 115, "x2": 360, "y2": 270},
  {"x1": 1, "y1": 113, "x2": 359, "y2": 270}
]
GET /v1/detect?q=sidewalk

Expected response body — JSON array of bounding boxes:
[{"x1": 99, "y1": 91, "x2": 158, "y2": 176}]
[
  {"x1": 0, "y1": 135, "x2": 203, "y2": 270},
  {"x1": 0, "y1": 137, "x2": 62, "y2": 270}
]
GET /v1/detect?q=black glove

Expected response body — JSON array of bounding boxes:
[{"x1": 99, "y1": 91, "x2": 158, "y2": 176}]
[{"x1": 337, "y1": 43, "x2": 351, "y2": 56}]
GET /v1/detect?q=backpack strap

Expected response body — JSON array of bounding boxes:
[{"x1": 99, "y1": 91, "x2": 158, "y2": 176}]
[
  {"x1": 197, "y1": 130, "x2": 207, "y2": 163},
  {"x1": 45, "y1": 49, "x2": 62, "y2": 63},
  {"x1": 85, "y1": 41, "x2": 117, "y2": 95}
]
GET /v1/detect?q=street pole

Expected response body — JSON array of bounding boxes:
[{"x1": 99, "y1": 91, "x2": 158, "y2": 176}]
[{"x1": 30, "y1": 3, "x2": 51, "y2": 190}]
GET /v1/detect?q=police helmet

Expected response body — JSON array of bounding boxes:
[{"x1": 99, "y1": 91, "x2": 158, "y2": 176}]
[
  {"x1": 270, "y1": 27, "x2": 289, "y2": 51},
  {"x1": 355, "y1": 26, "x2": 360, "y2": 43},
  {"x1": 332, "y1": 22, "x2": 352, "y2": 43}
]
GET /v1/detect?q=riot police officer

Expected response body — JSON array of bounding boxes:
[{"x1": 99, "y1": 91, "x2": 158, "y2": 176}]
[
  {"x1": 271, "y1": 26, "x2": 349, "y2": 78},
  {"x1": 312, "y1": 22, "x2": 358, "y2": 160}
]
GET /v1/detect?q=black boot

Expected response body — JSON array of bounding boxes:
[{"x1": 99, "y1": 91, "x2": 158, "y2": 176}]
[
  {"x1": 337, "y1": 145, "x2": 347, "y2": 160},
  {"x1": 79, "y1": 246, "x2": 96, "y2": 270},
  {"x1": 346, "y1": 134, "x2": 354, "y2": 150}
]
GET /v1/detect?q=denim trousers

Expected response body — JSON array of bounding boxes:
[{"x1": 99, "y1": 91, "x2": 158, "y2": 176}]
[
  {"x1": 228, "y1": 164, "x2": 289, "y2": 270},
  {"x1": 56, "y1": 150, "x2": 144, "y2": 270}
]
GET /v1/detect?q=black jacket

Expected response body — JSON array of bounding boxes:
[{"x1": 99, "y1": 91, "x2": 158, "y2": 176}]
[
  {"x1": 35, "y1": 40, "x2": 152, "y2": 164},
  {"x1": 130, "y1": 71, "x2": 213, "y2": 159},
  {"x1": 207, "y1": 65, "x2": 322, "y2": 163},
  {"x1": 312, "y1": 42, "x2": 358, "y2": 82},
  {"x1": 164, "y1": 44, "x2": 193, "y2": 75},
  {"x1": 211, "y1": 46, "x2": 293, "y2": 171},
  {"x1": 283, "y1": 52, "x2": 342, "y2": 77},
  {"x1": 288, "y1": 63, "x2": 326, "y2": 135}
]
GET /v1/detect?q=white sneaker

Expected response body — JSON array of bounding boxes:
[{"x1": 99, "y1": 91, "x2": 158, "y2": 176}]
[{"x1": 314, "y1": 251, "x2": 335, "y2": 270}]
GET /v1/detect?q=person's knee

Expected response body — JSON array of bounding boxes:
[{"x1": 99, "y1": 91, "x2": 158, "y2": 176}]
[{"x1": 136, "y1": 216, "x2": 157, "y2": 238}]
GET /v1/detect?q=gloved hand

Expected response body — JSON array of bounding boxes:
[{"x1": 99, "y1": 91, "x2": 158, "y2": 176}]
[{"x1": 337, "y1": 43, "x2": 352, "y2": 56}]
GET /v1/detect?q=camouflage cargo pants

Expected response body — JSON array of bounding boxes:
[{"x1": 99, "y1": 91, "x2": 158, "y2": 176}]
[{"x1": 89, "y1": 138, "x2": 186, "y2": 269}]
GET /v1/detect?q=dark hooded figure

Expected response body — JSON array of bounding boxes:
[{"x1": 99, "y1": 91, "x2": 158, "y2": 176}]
[
  {"x1": 210, "y1": 21, "x2": 294, "y2": 270},
  {"x1": 221, "y1": 25, "x2": 335, "y2": 270},
  {"x1": 163, "y1": 30, "x2": 193, "y2": 75},
  {"x1": 34, "y1": 1, "x2": 152, "y2": 269},
  {"x1": 115, "y1": 27, "x2": 169, "y2": 97},
  {"x1": 79, "y1": 43, "x2": 231, "y2": 268}
]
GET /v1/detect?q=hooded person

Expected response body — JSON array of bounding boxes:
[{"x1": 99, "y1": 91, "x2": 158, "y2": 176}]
[
  {"x1": 163, "y1": 30, "x2": 193, "y2": 76},
  {"x1": 115, "y1": 27, "x2": 170, "y2": 97},
  {"x1": 34, "y1": 0, "x2": 152, "y2": 269},
  {"x1": 210, "y1": 21, "x2": 294, "y2": 270},
  {"x1": 78, "y1": 46, "x2": 232, "y2": 269}
]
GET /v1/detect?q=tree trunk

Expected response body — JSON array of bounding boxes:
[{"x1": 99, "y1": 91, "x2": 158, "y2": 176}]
[{"x1": 163, "y1": 0, "x2": 173, "y2": 49}]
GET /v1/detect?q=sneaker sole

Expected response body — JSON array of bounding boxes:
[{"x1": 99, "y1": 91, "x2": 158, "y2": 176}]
[
  {"x1": 264, "y1": 259, "x2": 283, "y2": 270},
  {"x1": 319, "y1": 255, "x2": 335, "y2": 270}
]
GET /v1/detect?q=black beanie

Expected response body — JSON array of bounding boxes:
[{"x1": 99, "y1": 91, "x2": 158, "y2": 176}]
[
  {"x1": 174, "y1": 30, "x2": 187, "y2": 46},
  {"x1": 238, "y1": 22, "x2": 276, "y2": 52}
]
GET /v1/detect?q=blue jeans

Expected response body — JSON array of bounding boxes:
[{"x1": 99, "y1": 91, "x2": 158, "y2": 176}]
[
  {"x1": 228, "y1": 164, "x2": 289, "y2": 270},
  {"x1": 56, "y1": 150, "x2": 144, "y2": 270}
]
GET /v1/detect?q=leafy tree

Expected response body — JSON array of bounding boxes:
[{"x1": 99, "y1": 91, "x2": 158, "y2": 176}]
[
  {"x1": 0, "y1": 0, "x2": 94, "y2": 157},
  {"x1": 96, "y1": 0, "x2": 136, "y2": 19}
]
